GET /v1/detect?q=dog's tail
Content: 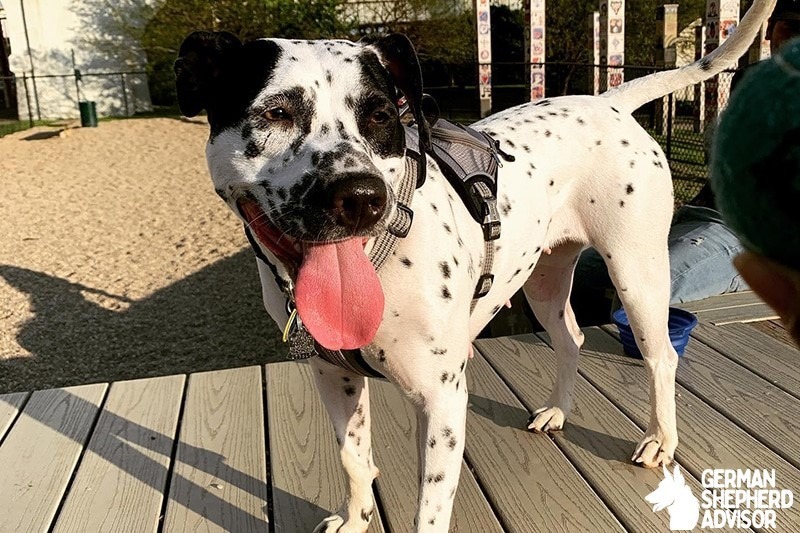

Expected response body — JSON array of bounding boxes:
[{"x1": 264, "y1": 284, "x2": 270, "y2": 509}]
[{"x1": 601, "y1": 0, "x2": 776, "y2": 113}]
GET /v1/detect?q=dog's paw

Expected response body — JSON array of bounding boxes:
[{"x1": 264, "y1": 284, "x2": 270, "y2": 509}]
[
  {"x1": 632, "y1": 433, "x2": 677, "y2": 468},
  {"x1": 313, "y1": 513, "x2": 370, "y2": 533},
  {"x1": 526, "y1": 406, "x2": 566, "y2": 433}
]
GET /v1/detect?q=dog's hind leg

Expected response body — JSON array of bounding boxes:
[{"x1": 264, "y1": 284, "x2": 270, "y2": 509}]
[
  {"x1": 310, "y1": 358, "x2": 379, "y2": 533},
  {"x1": 605, "y1": 242, "x2": 679, "y2": 467},
  {"x1": 522, "y1": 242, "x2": 586, "y2": 432}
]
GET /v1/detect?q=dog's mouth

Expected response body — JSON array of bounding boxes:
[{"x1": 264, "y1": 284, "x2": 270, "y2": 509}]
[{"x1": 238, "y1": 197, "x2": 385, "y2": 351}]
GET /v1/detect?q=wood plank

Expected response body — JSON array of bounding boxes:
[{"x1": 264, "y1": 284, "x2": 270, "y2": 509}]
[
  {"x1": 748, "y1": 319, "x2": 797, "y2": 349},
  {"x1": 369, "y1": 377, "x2": 502, "y2": 533},
  {"x1": 571, "y1": 328, "x2": 800, "y2": 527},
  {"x1": 678, "y1": 290, "x2": 763, "y2": 313},
  {"x1": 266, "y1": 362, "x2": 383, "y2": 533},
  {"x1": 0, "y1": 392, "x2": 29, "y2": 442},
  {"x1": 657, "y1": 329, "x2": 800, "y2": 468},
  {"x1": 476, "y1": 336, "x2": 680, "y2": 533},
  {"x1": 52, "y1": 375, "x2": 185, "y2": 533},
  {"x1": 463, "y1": 348, "x2": 623, "y2": 532},
  {"x1": 692, "y1": 322, "x2": 800, "y2": 398},
  {"x1": 0, "y1": 383, "x2": 107, "y2": 533},
  {"x1": 163, "y1": 366, "x2": 269, "y2": 533},
  {"x1": 703, "y1": 303, "x2": 779, "y2": 325}
]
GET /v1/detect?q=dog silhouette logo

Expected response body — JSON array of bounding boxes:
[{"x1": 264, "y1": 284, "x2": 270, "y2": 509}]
[{"x1": 646, "y1": 465, "x2": 701, "y2": 531}]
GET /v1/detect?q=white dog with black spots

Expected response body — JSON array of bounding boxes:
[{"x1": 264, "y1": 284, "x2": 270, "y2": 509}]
[{"x1": 174, "y1": 0, "x2": 775, "y2": 529}]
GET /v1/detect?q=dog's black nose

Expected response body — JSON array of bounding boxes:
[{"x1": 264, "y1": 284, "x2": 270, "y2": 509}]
[{"x1": 328, "y1": 174, "x2": 387, "y2": 233}]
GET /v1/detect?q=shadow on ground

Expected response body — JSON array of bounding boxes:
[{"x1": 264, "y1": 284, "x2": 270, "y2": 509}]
[{"x1": 0, "y1": 249, "x2": 285, "y2": 393}]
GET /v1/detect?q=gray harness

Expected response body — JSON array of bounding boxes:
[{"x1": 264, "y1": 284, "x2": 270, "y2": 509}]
[{"x1": 247, "y1": 115, "x2": 511, "y2": 378}]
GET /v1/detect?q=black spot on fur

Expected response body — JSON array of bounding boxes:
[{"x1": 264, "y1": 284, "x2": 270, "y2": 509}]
[
  {"x1": 611, "y1": 106, "x2": 619, "y2": 113},
  {"x1": 544, "y1": 130, "x2": 552, "y2": 137},
  {"x1": 629, "y1": 160, "x2": 635, "y2": 168},
  {"x1": 606, "y1": 253, "x2": 612, "y2": 259},
  {"x1": 342, "y1": 376, "x2": 350, "y2": 382},
  {"x1": 378, "y1": 349, "x2": 386, "y2": 362},
  {"x1": 244, "y1": 140, "x2": 262, "y2": 158},
  {"x1": 590, "y1": 198, "x2": 595, "y2": 204},
  {"x1": 621, "y1": 139, "x2": 630, "y2": 147},
  {"x1": 343, "y1": 386, "x2": 356, "y2": 396},
  {"x1": 440, "y1": 372, "x2": 448, "y2": 384},
  {"x1": 558, "y1": 310, "x2": 564, "y2": 319},
  {"x1": 626, "y1": 183, "x2": 634, "y2": 194},
  {"x1": 549, "y1": 180, "x2": 554, "y2": 186},
  {"x1": 441, "y1": 286, "x2": 452, "y2": 300},
  {"x1": 619, "y1": 200, "x2": 625, "y2": 207},
  {"x1": 325, "y1": 70, "x2": 332, "y2": 83},
  {"x1": 440, "y1": 261, "x2": 451, "y2": 278},
  {"x1": 443, "y1": 223, "x2": 452, "y2": 233},
  {"x1": 432, "y1": 347, "x2": 447, "y2": 355},
  {"x1": 447, "y1": 437, "x2": 457, "y2": 450},
  {"x1": 400, "y1": 257, "x2": 412, "y2": 267},
  {"x1": 577, "y1": 117, "x2": 585, "y2": 125},
  {"x1": 700, "y1": 58, "x2": 712, "y2": 71},
  {"x1": 429, "y1": 437, "x2": 436, "y2": 448}
]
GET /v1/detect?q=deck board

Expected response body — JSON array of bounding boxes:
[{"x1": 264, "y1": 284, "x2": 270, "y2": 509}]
[
  {"x1": 369, "y1": 377, "x2": 503, "y2": 532},
  {"x1": 748, "y1": 320, "x2": 797, "y2": 348},
  {"x1": 52, "y1": 375, "x2": 185, "y2": 533},
  {"x1": 1, "y1": 316, "x2": 798, "y2": 532},
  {"x1": 692, "y1": 322, "x2": 800, "y2": 397},
  {"x1": 476, "y1": 335, "x2": 677, "y2": 533},
  {"x1": 0, "y1": 383, "x2": 107, "y2": 533},
  {"x1": 678, "y1": 290, "x2": 763, "y2": 313},
  {"x1": 573, "y1": 328, "x2": 800, "y2": 527},
  {"x1": 162, "y1": 366, "x2": 268, "y2": 533},
  {"x1": 463, "y1": 350, "x2": 623, "y2": 532},
  {"x1": 266, "y1": 362, "x2": 384, "y2": 533},
  {"x1": 0, "y1": 392, "x2": 29, "y2": 442}
]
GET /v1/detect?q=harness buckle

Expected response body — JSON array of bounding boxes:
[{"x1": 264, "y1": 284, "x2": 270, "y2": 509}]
[
  {"x1": 388, "y1": 203, "x2": 414, "y2": 238},
  {"x1": 474, "y1": 273, "x2": 494, "y2": 299},
  {"x1": 481, "y1": 200, "x2": 502, "y2": 241}
]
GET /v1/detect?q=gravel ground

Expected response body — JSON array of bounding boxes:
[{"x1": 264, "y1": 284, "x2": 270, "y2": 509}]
[{"x1": 0, "y1": 118, "x2": 284, "y2": 394}]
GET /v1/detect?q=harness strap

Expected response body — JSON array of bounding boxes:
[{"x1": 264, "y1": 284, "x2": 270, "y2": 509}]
[
  {"x1": 367, "y1": 152, "x2": 420, "y2": 271},
  {"x1": 470, "y1": 180, "x2": 500, "y2": 313}
]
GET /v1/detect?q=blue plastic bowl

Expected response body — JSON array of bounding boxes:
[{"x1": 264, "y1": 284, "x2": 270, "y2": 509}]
[{"x1": 612, "y1": 307, "x2": 698, "y2": 358}]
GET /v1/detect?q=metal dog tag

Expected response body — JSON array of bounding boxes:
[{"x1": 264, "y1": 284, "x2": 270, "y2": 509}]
[{"x1": 287, "y1": 325, "x2": 317, "y2": 360}]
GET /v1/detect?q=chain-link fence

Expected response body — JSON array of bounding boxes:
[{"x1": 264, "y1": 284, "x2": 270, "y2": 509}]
[
  {"x1": 422, "y1": 61, "x2": 736, "y2": 205},
  {"x1": 0, "y1": 70, "x2": 150, "y2": 137}
]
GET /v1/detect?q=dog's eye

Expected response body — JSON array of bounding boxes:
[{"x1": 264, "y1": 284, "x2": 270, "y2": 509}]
[
  {"x1": 265, "y1": 108, "x2": 291, "y2": 122},
  {"x1": 371, "y1": 110, "x2": 392, "y2": 124}
]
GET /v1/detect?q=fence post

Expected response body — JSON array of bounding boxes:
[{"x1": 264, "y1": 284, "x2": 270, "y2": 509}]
[
  {"x1": 120, "y1": 73, "x2": 129, "y2": 116},
  {"x1": 22, "y1": 74, "x2": 34, "y2": 127},
  {"x1": 666, "y1": 92, "x2": 674, "y2": 160}
]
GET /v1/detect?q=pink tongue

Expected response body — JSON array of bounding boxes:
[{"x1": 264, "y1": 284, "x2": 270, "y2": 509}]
[{"x1": 295, "y1": 238, "x2": 384, "y2": 350}]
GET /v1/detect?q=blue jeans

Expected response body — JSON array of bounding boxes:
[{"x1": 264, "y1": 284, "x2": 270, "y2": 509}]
[{"x1": 572, "y1": 206, "x2": 748, "y2": 320}]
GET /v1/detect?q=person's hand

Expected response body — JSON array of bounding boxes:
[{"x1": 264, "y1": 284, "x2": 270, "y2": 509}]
[{"x1": 734, "y1": 251, "x2": 800, "y2": 347}]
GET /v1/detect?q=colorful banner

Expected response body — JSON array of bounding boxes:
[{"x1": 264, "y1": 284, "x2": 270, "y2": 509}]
[
  {"x1": 592, "y1": 11, "x2": 600, "y2": 95},
  {"x1": 599, "y1": 0, "x2": 625, "y2": 91},
  {"x1": 476, "y1": 0, "x2": 492, "y2": 117},
  {"x1": 530, "y1": 0, "x2": 546, "y2": 101},
  {"x1": 704, "y1": 0, "x2": 739, "y2": 123}
]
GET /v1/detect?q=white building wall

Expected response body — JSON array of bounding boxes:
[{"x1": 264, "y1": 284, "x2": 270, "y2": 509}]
[{"x1": 3, "y1": 0, "x2": 151, "y2": 120}]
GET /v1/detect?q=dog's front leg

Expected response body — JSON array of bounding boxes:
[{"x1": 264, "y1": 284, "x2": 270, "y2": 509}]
[
  {"x1": 409, "y1": 363, "x2": 469, "y2": 531},
  {"x1": 310, "y1": 358, "x2": 378, "y2": 533}
]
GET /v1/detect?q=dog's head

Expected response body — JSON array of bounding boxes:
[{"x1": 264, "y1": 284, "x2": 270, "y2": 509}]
[{"x1": 175, "y1": 32, "x2": 427, "y2": 350}]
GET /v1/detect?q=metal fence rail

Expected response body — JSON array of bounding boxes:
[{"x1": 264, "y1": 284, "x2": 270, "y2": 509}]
[{"x1": 0, "y1": 70, "x2": 148, "y2": 137}]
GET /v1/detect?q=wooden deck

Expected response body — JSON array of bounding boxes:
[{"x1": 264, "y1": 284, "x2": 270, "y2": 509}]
[{"x1": 1, "y1": 291, "x2": 798, "y2": 532}]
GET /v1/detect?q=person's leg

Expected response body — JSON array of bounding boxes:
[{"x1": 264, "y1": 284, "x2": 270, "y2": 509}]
[{"x1": 668, "y1": 218, "x2": 748, "y2": 304}]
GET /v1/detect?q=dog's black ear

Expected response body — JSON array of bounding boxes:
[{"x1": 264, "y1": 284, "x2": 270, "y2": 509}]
[
  {"x1": 364, "y1": 33, "x2": 430, "y2": 150},
  {"x1": 174, "y1": 31, "x2": 242, "y2": 117}
]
